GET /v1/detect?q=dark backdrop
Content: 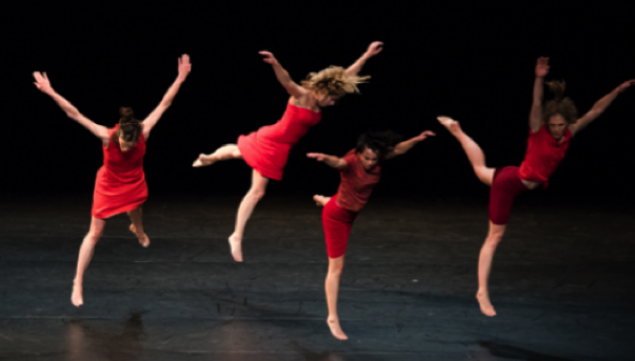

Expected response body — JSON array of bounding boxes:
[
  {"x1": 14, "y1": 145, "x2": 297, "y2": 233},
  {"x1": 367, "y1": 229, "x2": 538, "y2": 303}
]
[{"x1": 3, "y1": 1, "x2": 634, "y2": 200}]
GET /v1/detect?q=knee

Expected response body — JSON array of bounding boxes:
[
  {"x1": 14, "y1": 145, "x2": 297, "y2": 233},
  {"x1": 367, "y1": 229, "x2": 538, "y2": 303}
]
[
  {"x1": 485, "y1": 233, "x2": 503, "y2": 248},
  {"x1": 328, "y1": 263, "x2": 344, "y2": 278},
  {"x1": 85, "y1": 232, "x2": 102, "y2": 245},
  {"x1": 249, "y1": 186, "x2": 266, "y2": 201}
]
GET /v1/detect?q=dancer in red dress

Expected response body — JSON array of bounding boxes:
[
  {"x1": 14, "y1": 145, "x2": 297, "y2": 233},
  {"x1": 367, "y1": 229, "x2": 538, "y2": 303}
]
[
  {"x1": 308, "y1": 129, "x2": 435, "y2": 340},
  {"x1": 439, "y1": 57, "x2": 634, "y2": 317},
  {"x1": 193, "y1": 42, "x2": 384, "y2": 262},
  {"x1": 33, "y1": 54, "x2": 192, "y2": 307}
]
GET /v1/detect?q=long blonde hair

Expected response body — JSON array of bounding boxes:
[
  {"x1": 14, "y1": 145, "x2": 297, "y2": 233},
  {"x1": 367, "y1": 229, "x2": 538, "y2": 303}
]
[{"x1": 301, "y1": 66, "x2": 370, "y2": 97}]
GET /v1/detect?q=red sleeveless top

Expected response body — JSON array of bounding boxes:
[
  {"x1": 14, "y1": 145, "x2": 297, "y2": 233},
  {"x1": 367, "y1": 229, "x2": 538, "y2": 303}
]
[
  {"x1": 238, "y1": 102, "x2": 322, "y2": 181},
  {"x1": 92, "y1": 125, "x2": 148, "y2": 219},
  {"x1": 336, "y1": 149, "x2": 381, "y2": 212},
  {"x1": 518, "y1": 125, "x2": 572, "y2": 186}
]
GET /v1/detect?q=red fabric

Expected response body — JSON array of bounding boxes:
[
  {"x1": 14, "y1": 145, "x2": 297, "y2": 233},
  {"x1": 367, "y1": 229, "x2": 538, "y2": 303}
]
[
  {"x1": 336, "y1": 149, "x2": 381, "y2": 212},
  {"x1": 237, "y1": 102, "x2": 322, "y2": 180},
  {"x1": 518, "y1": 125, "x2": 572, "y2": 187},
  {"x1": 489, "y1": 166, "x2": 530, "y2": 225},
  {"x1": 92, "y1": 125, "x2": 148, "y2": 219},
  {"x1": 322, "y1": 194, "x2": 359, "y2": 258}
]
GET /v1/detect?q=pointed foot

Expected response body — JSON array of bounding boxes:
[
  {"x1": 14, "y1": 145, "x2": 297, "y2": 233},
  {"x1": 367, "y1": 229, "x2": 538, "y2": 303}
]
[
  {"x1": 327, "y1": 316, "x2": 348, "y2": 340},
  {"x1": 476, "y1": 290, "x2": 497, "y2": 317},
  {"x1": 229, "y1": 234, "x2": 243, "y2": 262}
]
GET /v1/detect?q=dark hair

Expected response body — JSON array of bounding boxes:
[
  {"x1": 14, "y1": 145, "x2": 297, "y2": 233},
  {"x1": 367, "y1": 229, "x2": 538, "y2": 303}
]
[
  {"x1": 543, "y1": 81, "x2": 579, "y2": 124},
  {"x1": 356, "y1": 130, "x2": 403, "y2": 159},
  {"x1": 115, "y1": 107, "x2": 142, "y2": 142}
]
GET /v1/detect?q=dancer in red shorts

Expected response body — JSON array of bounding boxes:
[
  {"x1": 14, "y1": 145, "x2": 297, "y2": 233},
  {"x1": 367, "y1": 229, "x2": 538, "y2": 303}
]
[
  {"x1": 309, "y1": 129, "x2": 435, "y2": 340},
  {"x1": 192, "y1": 42, "x2": 384, "y2": 262},
  {"x1": 439, "y1": 57, "x2": 634, "y2": 317},
  {"x1": 33, "y1": 54, "x2": 192, "y2": 307}
]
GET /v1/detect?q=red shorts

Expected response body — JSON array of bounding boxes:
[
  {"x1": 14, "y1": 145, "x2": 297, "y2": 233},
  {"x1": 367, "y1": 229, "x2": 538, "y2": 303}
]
[
  {"x1": 322, "y1": 194, "x2": 359, "y2": 259},
  {"x1": 489, "y1": 166, "x2": 530, "y2": 225}
]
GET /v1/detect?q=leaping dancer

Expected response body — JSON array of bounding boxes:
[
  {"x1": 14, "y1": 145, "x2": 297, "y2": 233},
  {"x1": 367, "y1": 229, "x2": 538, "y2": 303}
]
[
  {"x1": 309, "y1": 129, "x2": 435, "y2": 340},
  {"x1": 192, "y1": 42, "x2": 384, "y2": 262},
  {"x1": 439, "y1": 57, "x2": 634, "y2": 317},
  {"x1": 33, "y1": 54, "x2": 192, "y2": 306}
]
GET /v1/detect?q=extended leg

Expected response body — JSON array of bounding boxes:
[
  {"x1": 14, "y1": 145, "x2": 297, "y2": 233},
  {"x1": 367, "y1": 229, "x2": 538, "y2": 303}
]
[
  {"x1": 325, "y1": 255, "x2": 347, "y2": 340},
  {"x1": 72, "y1": 217, "x2": 106, "y2": 307},
  {"x1": 193, "y1": 144, "x2": 242, "y2": 167},
  {"x1": 476, "y1": 221, "x2": 506, "y2": 316},
  {"x1": 228, "y1": 169, "x2": 269, "y2": 262},
  {"x1": 128, "y1": 206, "x2": 150, "y2": 247}
]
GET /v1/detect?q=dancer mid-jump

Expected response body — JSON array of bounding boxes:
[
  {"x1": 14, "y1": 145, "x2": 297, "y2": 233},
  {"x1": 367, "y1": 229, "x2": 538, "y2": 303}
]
[
  {"x1": 33, "y1": 54, "x2": 192, "y2": 307},
  {"x1": 309, "y1": 129, "x2": 435, "y2": 340},
  {"x1": 439, "y1": 57, "x2": 634, "y2": 317},
  {"x1": 193, "y1": 42, "x2": 384, "y2": 262}
]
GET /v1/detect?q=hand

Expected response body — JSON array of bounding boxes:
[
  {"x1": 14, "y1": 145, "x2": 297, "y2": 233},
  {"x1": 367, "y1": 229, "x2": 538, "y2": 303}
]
[
  {"x1": 177, "y1": 54, "x2": 192, "y2": 80},
  {"x1": 414, "y1": 130, "x2": 436, "y2": 141},
  {"x1": 259, "y1": 51, "x2": 279, "y2": 65},
  {"x1": 364, "y1": 41, "x2": 384, "y2": 58},
  {"x1": 307, "y1": 153, "x2": 327, "y2": 162},
  {"x1": 33, "y1": 71, "x2": 53, "y2": 94},
  {"x1": 616, "y1": 79, "x2": 635, "y2": 93},
  {"x1": 535, "y1": 57, "x2": 550, "y2": 78}
]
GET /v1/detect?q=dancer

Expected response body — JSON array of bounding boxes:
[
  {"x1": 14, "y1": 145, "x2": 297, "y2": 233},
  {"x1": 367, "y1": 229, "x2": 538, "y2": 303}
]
[
  {"x1": 439, "y1": 57, "x2": 634, "y2": 317},
  {"x1": 193, "y1": 42, "x2": 384, "y2": 262},
  {"x1": 309, "y1": 129, "x2": 435, "y2": 340},
  {"x1": 33, "y1": 54, "x2": 192, "y2": 307}
]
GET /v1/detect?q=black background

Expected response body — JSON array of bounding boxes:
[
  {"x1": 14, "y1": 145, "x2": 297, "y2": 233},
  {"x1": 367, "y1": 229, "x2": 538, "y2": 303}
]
[{"x1": 3, "y1": 1, "x2": 634, "y2": 199}]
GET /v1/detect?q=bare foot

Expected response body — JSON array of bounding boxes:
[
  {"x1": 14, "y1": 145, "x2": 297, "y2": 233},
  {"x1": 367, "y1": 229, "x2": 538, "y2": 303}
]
[
  {"x1": 437, "y1": 115, "x2": 463, "y2": 136},
  {"x1": 327, "y1": 316, "x2": 348, "y2": 340},
  {"x1": 228, "y1": 233, "x2": 243, "y2": 262},
  {"x1": 129, "y1": 224, "x2": 150, "y2": 248},
  {"x1": 476, "y1": 290, "x2": 497, "y2": 317},
  {"x1": 192, "y1": 153, "x2": 215, "y2": 168},
  {"x1": 71, "y1": 283, "x2": 83, "y2": 307},
  {"x1": 313, "y1": 195, "x2": 331, "y2": 207}
]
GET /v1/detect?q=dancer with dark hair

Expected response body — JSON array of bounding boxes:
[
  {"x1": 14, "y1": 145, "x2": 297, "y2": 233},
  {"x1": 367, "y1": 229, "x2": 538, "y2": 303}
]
[
  {"x1": 439, "y1": 57, "x2": 634, "y2": 317},
  {"x1": 308, "y1": 129, "x2": 435, "y2": 340},
  {"x1": 193, "y1": 42, "x2": 384, "y2": 262},
  {"x1": 33, "y1": 54, "x2": 192, "y2": 307}
]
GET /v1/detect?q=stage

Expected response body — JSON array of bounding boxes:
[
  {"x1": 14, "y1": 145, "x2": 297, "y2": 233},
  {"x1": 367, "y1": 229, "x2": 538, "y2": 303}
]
[{"x1": 1, "y1": 194, "x2": 633, "y2": 360}]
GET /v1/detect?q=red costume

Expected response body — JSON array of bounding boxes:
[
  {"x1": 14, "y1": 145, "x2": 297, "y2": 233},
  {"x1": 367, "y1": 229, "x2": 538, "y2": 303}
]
[
  {"x1": 489, "y1": 125, "x2": 572, "y2": 225},
  {"x1": 238, "y1": 102, "x2": 322, "y2": 181},
  {"x1": 92, "y1": 125, "x2": 148, "y2": 219},
  {"x1": 322, "y1": 150, "x2": 381, "y2": 258}
]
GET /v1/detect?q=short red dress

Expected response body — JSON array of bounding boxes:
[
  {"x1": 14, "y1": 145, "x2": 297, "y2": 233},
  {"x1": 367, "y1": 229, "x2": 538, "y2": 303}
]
[
  {"x1": 91, "y1": 125, "x2": 148, "y2": 219},
  {"x1": 238, "y1": 102, "x2": 322, "y2": 181}
]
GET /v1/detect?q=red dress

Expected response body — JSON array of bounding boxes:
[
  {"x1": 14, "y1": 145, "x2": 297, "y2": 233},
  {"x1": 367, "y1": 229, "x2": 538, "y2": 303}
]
[
  {"x1": 91, "y1": 125, "x2": 148, "y2": 219},
  {"x1": 237, "y1": 102, "x2": 322, "y2": 181}
]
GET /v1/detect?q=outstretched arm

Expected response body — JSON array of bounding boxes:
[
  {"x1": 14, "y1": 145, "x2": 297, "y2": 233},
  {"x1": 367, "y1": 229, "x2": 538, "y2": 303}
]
[
  {"x1": 307, "y1": 153, "x2": 348, "y2": 169},
  {"x1": 259, "y1": 51, "x2": 307, "y2": 99},
  {"x1": 385, "y1": 131, "x2": 436, "y2": 160},
  {"x1": 142, "y1": 54, "x2": 192, "y2": 139},
  {"x1": 529, "y1": 57, "x2": 550, "y2": 133},
  {"x1": 33, "y1": 71, "x2": 109, "y2": 143},
  {"x1": 345, "y1": 41, "x2": 383, "y2": 77},
  {"x1": 569, "y1": 79, "x2": 635, "y2": 136}
]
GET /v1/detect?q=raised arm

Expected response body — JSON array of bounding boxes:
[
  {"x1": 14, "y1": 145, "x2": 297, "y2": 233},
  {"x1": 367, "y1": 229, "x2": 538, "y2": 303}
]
[
  {"x1": 142, "y1": 54, "x2": 192, "y2": 139},
  {"x1": 33, "y1": 71, "x2": 109, "y2": 143},
  {"x1": 569, "y1": 79, "x2": 635, "y2": 136},
  {"x1": 259, "y1": 51, "x2": 307, "y2": 99},
  {"x1": 344, "y1": 41, "x2": 383, "y2": 77},
  {"x1": 307, "y1": 153, "x2": 348, "y2": 169},
  {"x1": 385, "y1": 131, "x2": 435, "y2": 160},
  {"x1": 529, "y1": 57, "x2": 550, "y2": 133}
]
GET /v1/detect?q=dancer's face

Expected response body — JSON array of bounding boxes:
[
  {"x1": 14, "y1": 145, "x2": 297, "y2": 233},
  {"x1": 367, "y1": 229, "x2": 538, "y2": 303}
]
[
  {"x1": 357, "y1": 146, "x2": 379, "y2": 170},
  {"x1": 316, "y1": 93, "x2": 341, "y2": 107},
  {"x1": 118, "y1": 137, "x2": 137, "y2": 153},
  {"x1": 547, "y1": 114, "x2": 568, "y2": 140}
]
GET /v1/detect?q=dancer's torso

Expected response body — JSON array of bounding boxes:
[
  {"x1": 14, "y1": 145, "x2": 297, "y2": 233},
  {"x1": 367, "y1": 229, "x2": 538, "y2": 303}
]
[
  {"x1": 99, "y1": 125, "x2": 146, "y2": 183},
  {"x1": 337, "y1": 149, "x2": 381, "y2": 212},
  {"x1": 258, "y1": 102, "x2": 322, "y2": 148},
  {"x1": 518, "y1": 125, "x2": 572, "y2": 189}
]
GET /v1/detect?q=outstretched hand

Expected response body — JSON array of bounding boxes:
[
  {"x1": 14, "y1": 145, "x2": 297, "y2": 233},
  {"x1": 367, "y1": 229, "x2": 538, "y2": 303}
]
[
  {"x1": 307, "y1": 153, "x2": 327, "y2": 162},
  {"x1": 33, "y1": 71, "x2": 53, "y2": 94},
  {"x1": 617, "y1": 79, "x2": 635, "y2": 92},
  {"x1": 414, "y1": 130, "x2": 436, "y2": 141},
  {"x1": 535, "y1": 57, "x2": 550, "y2": 78},
  {"x1": 365, "y1": 41, "x2": 384, "y2": 58},
  {"x1": 177, "y1": 54, "x2": 192, "y2": 80},
  {"x1": 259, "y1": 51, "x2": 279, "y2": 65}
]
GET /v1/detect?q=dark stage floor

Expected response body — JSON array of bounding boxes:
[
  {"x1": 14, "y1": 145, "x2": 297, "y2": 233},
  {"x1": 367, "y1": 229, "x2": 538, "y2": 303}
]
[{"x1": 1, "y1": 194, "x2": 634, "y2": 360}]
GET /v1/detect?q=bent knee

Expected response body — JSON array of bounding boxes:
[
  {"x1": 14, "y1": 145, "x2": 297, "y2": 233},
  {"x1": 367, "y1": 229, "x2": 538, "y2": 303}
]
[
  {"x1": 249, "y1": 187, "x2": 266, "y2": 200},
  {"x1": 475, "y1": 167, "x2": 494, "y2": 186}
]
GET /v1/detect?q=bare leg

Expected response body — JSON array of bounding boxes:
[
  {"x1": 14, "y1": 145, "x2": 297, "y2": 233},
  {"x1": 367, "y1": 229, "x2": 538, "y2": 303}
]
[
  {"x1": 313, "y1": 194, "x2": 331, "y2": 207},
  {"x1": 72, "y1": 217, "x2": 106, "y2": 307},
  {"x1": 325, "y1": 256, "x2": 348, "y2": 340},
  {"x1": 476, "y1": 222, "x2": 506, "y2": 317},
  {"x1": 192, "y1": 144, "x2": 242, "y2": 167},
  {"x1": 229, "y1": 170, "x2": 269, "y2": 262},
  {"x1": 438, "y1": 117, "x2": 495, "y2": 186},
  {"x1": 127, "y1": 207, "x2": 150, "y2": 247}
]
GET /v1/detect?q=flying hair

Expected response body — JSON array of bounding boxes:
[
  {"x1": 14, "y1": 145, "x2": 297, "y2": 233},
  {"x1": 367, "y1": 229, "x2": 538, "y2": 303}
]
[
  {"x1": 543, "y1": 80, "x2": 579, "y2": 124},
  {"x1": 116, "y1": 107, "x2": 143, "y2": 142},
  {"x1": 356, "y1": 130, "x2": 403, "y2": 159},
  {"x1": 301, "y1": 66, "x2": 370, "y2": 97}
]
